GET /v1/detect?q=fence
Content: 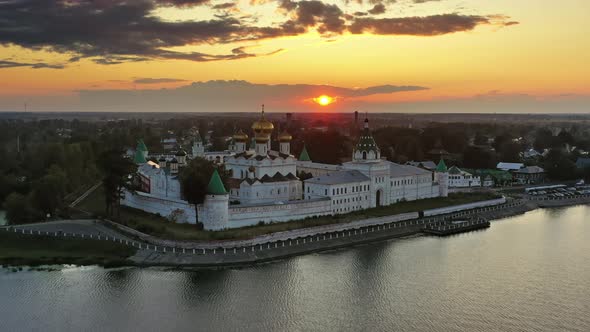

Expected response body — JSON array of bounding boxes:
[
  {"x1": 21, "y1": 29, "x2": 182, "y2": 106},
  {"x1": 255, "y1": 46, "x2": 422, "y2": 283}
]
[{"x1": 1, "y1": 200, "x2": 526, "y2": 257}]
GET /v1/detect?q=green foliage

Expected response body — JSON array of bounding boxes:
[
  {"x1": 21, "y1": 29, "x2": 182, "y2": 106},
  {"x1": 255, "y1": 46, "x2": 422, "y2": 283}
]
[
  {"x1": 179, "y1": 157, "x2": 228, "y2": 222},
  {"x1": 3, "y1": 192, "x2": 37, "y2": 225},
  {"x1": 97, "y1": 149, "x2": 136, "y2": 217},
  {"x1": 543, "y1": 149, "x2": 577, "y2": 180}
]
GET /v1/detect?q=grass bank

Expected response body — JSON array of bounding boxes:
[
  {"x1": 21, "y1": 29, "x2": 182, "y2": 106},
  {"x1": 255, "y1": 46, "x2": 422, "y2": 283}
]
[
  {"x1": 78, "y1": 187, "x2": 500, "y2": 241},
  {"x1": 0, "y1": 231, "x2": 136, "y2": 267}
]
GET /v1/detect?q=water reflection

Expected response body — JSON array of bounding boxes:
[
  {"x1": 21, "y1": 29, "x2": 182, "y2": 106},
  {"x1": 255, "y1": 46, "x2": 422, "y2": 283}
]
[{"x1": 1, "y1": 206, "x2": 590, "y2": 332}]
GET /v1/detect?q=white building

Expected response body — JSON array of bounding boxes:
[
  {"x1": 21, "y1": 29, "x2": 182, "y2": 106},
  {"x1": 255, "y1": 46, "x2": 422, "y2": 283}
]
[
  {"x1": 304, "y1": 118, "x2": 446, "y2": 215},
  {"x1": 447, "y1": 166, "x2": 482, "y2": 188}
]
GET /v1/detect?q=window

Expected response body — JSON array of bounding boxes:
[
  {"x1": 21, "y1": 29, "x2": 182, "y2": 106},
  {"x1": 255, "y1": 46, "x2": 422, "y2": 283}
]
[
  {"x1": 325, "y1": 189, "x2": 328, "y2": 195},
  {"x1": 363, "y1": 151, "x2": 367, "y2": 160}
]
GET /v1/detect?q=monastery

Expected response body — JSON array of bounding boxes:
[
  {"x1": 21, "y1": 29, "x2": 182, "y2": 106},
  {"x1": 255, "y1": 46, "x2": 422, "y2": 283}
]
[{"x1": 122, "y1": 112, "x2": 449, "y2": 230}]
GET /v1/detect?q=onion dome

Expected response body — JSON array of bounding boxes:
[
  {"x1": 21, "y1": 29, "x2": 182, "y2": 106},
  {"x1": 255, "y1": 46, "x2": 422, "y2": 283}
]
[
  {"x1": 170, "y1": 158, "x2": 178, "y2": 164},
  {"x1": 251, "y1": 110, "x2": 274, "y2": 136},
  {"x1": 233, "y1": 129, "x2": 249, "y2": 142},
  {"x1": 278, "y1": 130, "x2": 292, "y2": 142},
  {"x1": 158, "y1": 156, "x2": 166, "y2": 162},
  {"x1": 175, "y1": 149, "x2": 187, "y2": 156}
]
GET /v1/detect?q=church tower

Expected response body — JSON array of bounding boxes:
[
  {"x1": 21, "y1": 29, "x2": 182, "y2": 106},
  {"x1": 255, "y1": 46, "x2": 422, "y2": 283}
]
[
  {"x1": 201, "y1": 169, "x2": 229, "y2": 230},
  {"x1": 435, "y1": 158, "x2": 449, "y2": 197},
  {"x1": 251, "y1": 107, "x2": 274, "y2": 156},
  {"x1": 192, "y1": 132, "x2": 204, "y2": 158},
  {"x1": 353, "y1": 117, "x2": 380, "y2": 162}
]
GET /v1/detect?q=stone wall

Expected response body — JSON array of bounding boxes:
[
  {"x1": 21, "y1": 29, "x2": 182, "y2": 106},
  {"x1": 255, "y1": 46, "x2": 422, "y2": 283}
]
[
  {"x1": 121, "y1": 190, "x2": 196, "y2": 224},
  {"x1": 227, "y1": 198, "x2": 332, "y2": 228}
]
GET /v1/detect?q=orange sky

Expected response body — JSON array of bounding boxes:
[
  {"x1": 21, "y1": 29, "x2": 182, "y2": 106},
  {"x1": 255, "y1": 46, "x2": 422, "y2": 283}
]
[{"x1": 0, "y1": 0, "x2": 589, "y2": 112}]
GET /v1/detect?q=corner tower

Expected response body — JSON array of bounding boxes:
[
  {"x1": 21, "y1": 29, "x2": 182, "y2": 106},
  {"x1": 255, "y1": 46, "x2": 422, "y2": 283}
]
[
  {"x1": 435, "y1": 158, "x2": 449, "y2": 197},
  {"x1": 201, "y1": 169, "x2": 229, "y2": 230}
]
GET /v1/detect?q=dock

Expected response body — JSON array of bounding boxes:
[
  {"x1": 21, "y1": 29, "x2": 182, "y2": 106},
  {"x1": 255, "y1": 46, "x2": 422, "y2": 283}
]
[{"x1": 422, "y1": 218, "x2": 490, "y2": 236}]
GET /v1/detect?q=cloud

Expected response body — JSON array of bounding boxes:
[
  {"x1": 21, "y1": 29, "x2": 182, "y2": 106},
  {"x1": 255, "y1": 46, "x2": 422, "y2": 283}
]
[
  {"x1": 133, "y1": 78, "x2": 189, "y2": 84},
  {"x1": 0, "y1": 60, "x2": 64, "y2": 69},
  {"x1": 0, "y1": 0, "x2": 517, "y2": 67},
  {"x1": 349, "y1": 14, "x2": 496, "y2": 35},
  {"x1": 73, "y1": 80, "x2": 428, "y2": 112},
  {"x1": 367, "y1": 4, "x2": 386, "y2": 15}
]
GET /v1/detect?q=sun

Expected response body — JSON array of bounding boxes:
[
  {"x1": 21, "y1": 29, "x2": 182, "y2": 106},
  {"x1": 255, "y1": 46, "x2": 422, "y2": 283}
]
[{"x1": 314, "y1": 95, "x2": 334, "y2": 106}]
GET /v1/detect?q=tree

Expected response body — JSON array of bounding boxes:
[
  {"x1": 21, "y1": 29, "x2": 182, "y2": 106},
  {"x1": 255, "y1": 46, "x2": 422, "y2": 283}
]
[
  {"x1": 543, "y1": 149, "x2": 577, "y2": 181},
  {"x1": 499, "y1": 141, "x2": 522, "y2": 162},
  {"x1": 31, "y1": 165, "x2": 68, "y2": 218},
  {"x1": 179, "y1": 157, "x2": 227, "y2": 223},
  {"x1": 97, "y1": 149, "x2": 136, "y2": 217},
  {"x1": 463, "y1": 146, "x2": 497, "y2": 169},
  {"x1": 3, "y1": 192, "x2": 37, "y2": 225}
]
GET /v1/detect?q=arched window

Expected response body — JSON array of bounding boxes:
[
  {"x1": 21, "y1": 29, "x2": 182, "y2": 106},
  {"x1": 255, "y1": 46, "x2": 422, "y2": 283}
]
[{"x1": 362, "y1": 151, "x2": 367, "y2": 160}]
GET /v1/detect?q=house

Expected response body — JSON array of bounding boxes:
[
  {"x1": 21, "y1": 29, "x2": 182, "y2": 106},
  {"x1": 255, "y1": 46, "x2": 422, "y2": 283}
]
[
  {"x1": 406, "y1": 161, "x2": 437, "y2": 171},
  {"x1": 522, "y1": 148, "x2": 542, "y2": 159},
  {"x1": 447, "y1": 166, "x2": 481, "y2": 188},
  {"x1": 513, "y1": 166, "x2": 545, "y2": 184},
  {"x1": 496, "y1": 162, "x2": 524, "y2": 172}
]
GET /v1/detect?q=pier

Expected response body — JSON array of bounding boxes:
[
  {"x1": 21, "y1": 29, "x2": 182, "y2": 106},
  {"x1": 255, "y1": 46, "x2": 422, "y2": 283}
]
[{"x1": 421, "y1": 217, "x2": 490, "y2": 236}]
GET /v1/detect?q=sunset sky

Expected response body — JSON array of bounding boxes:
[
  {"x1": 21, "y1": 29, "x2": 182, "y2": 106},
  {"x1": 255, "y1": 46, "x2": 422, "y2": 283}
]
[{"x1": 0, "y1": 0, "x2": 589, "y2": 113}]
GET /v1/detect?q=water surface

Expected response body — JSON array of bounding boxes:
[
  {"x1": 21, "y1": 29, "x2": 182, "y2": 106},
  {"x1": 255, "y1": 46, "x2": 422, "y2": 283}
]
[{"x1": 1, "y1": 206, "x2": 590, "y2": 332}]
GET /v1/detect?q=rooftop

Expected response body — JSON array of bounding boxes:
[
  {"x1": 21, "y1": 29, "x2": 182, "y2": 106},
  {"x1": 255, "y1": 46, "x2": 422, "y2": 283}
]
[{"x1": 305, "y1": 170, "x2": 370, "y2": 185}]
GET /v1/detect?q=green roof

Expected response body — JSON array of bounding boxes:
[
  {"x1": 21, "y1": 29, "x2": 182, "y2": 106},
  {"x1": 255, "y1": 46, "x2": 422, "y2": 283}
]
[
  {"x1": 436, "y1": 158, "x2": 447, "y2": 172},
  {"x1": 136, "y1": 139, "x2": 148, "y2": 152},
  {"x1": 133, "y1": 149, "x2": 147, "y2": 164},
  {"x1": 299, "y1": 145, "x2": 311, "y2": 161},
  {"x1": 207, "y1": 169, "x2": 227, "y2": 195},
  {"x1": 355, "y1": 128, "x2": 379, "y2": 153}
]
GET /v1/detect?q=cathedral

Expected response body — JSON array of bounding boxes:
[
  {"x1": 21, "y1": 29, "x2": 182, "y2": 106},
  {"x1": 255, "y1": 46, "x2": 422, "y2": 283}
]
[{"x1": 122, "y1": 111, "x2": 449, "y2": 230}]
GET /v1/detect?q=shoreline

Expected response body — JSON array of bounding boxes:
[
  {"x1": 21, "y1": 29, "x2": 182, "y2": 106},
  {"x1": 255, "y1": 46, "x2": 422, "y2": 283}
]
[{"x1": 2, "y1": 197, "x2": 589, "y2": 269}]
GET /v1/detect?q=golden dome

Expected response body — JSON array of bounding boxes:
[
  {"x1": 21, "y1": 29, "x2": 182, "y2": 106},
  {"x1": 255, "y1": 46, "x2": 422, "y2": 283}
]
[
  {"x1": 233, "y1": 129, "x2": 248, "y2": 142},
  {"x1": 278, "y1": 131, "x2": 292, "y2": 142},
  {"x1": 251, "y1": 110, "x2": 274, "y2": 134}
]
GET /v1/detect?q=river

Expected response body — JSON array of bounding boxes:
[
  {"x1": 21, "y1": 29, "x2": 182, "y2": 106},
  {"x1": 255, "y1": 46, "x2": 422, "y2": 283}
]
[{"x1": 1, "y1": 206, "x2": 590, "y2": 332}]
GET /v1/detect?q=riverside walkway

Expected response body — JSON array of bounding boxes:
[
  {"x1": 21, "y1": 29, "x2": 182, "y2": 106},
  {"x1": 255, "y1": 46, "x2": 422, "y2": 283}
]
[{"x1": 1, "y1": 199, "x2": 528, "y2": 267}]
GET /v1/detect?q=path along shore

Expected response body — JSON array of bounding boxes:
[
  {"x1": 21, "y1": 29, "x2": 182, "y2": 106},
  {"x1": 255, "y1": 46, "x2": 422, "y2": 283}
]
[{"x1": 3, "y1": 196, "x2": 590, "y2": 268}]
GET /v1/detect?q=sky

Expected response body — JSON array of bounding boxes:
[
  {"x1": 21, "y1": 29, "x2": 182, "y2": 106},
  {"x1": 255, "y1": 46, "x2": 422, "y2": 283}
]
[{"x1": 0, "y1": 0, "x2": 589, "y2": 113}]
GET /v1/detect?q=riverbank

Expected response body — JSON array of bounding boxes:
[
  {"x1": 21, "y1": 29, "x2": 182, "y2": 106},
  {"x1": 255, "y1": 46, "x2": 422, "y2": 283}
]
[
  {"x1": 0, "y1": 231, "x2": 136, "y2": 267},
  {"x1": 4, "y1": 196, "x2": 590, "y2": 268}
]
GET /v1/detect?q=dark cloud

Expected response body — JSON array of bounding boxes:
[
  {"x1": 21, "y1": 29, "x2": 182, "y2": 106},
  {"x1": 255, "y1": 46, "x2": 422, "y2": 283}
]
[
  {"x1": 212, "y1": 2, "x2": 236, "y2": 10},
  {"x1": 157, "y1": 0, "x2": 211, "y2": 6},
  {"x1": 367, "y1": 3, "x2": 386, "y2": 15},
  {"x1": 0, "y1": 0, "x2": 517, "y2": 67},
  {"x1": 133, "y1": 78, "x2": 189, "y2": 84},
  {"x1": 0, "y1": 59, "x2": 64, "y2": 69},
  {"x1": 349, "y1": 14, "x2": 492, "y2": 35}
]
